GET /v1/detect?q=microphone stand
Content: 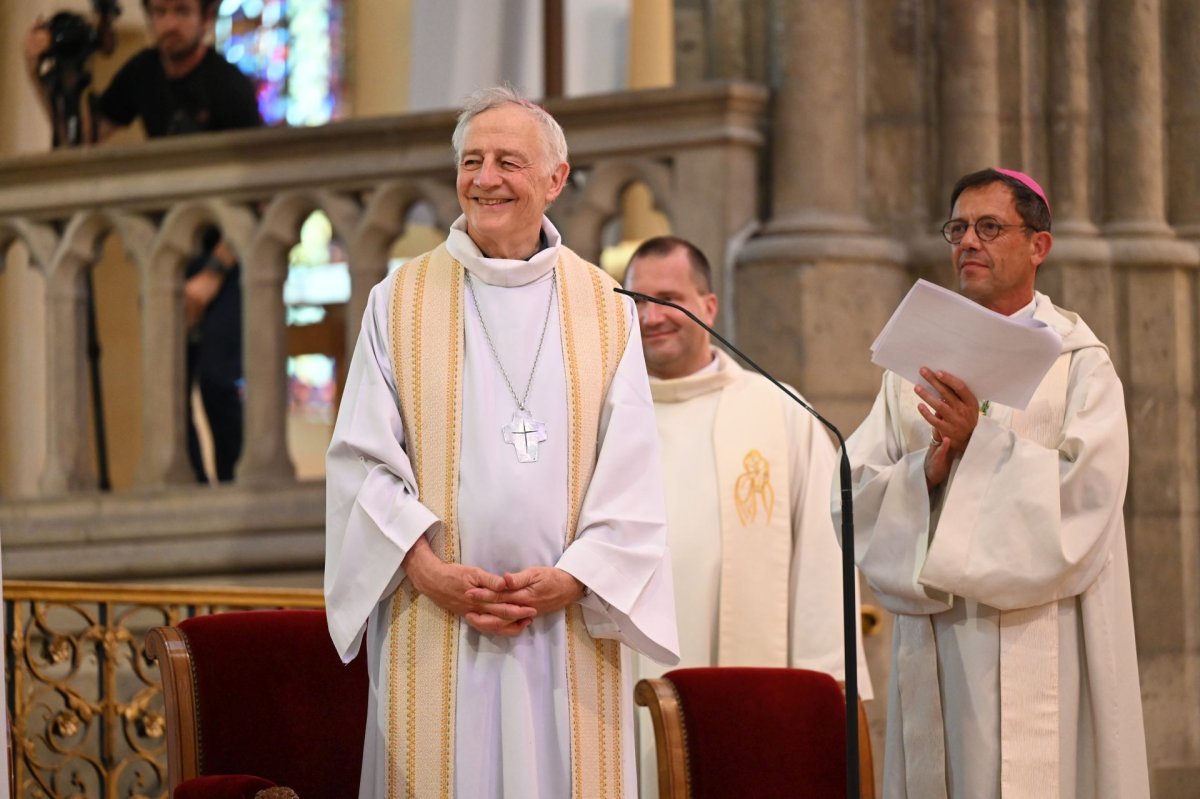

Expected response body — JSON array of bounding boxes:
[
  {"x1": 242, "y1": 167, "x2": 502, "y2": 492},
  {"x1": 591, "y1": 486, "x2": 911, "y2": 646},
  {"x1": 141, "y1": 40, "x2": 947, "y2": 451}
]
[{"x1": 615, "y1": 287, "x2": 861, "y2": 799}]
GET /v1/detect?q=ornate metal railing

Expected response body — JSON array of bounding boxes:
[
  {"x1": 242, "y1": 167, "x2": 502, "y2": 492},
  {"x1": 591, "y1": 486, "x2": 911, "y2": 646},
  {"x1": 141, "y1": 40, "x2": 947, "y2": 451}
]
[{"x1": 4, "y1": 580, "x2": 323, "y2": 799}]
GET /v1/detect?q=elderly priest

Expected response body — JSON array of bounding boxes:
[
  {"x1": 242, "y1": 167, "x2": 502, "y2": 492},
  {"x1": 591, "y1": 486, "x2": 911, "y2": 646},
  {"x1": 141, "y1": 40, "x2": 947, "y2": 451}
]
[
  {"x1": 840, "y1": 168, "x2": 1149, "y2": 798},
  {"x1": 324, "y1": 86, "x2": 679, "y2": 799}
]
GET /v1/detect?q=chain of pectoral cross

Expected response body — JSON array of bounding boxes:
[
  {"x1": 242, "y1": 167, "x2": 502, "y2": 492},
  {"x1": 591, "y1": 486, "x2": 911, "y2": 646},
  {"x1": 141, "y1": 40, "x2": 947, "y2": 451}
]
[{"x1": 464, "y1": 270, "x2": 557, "y2": 413}]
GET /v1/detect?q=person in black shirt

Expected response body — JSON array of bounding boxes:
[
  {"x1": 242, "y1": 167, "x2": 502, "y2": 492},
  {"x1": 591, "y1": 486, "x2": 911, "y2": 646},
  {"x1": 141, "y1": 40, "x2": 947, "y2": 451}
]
[
  {"x1": 26, "y1": 0, "x2": 262, "y2": 484},
  {"x1": 98, "y1": 37, "x2": 260, "y2": 137}
]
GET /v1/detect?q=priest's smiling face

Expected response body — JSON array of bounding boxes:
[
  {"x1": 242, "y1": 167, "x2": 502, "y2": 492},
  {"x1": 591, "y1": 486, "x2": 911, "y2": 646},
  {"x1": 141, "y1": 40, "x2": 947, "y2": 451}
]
[
  {"x1": 951, "y1": 181, "x2": 1052, "y2": 316},
  {"x1": 456, "y1": 104, "x2": 569, "y2": 260},
  {"x1": 625, "y1": 247, "x2": 719, "y2": 379}
]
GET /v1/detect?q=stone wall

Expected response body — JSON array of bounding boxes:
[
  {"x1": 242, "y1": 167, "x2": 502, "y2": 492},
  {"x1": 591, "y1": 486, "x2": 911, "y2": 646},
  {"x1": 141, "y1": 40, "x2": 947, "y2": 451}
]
[{"x1": 678, "y1": 0, "x2": 1200, "y2": 794}]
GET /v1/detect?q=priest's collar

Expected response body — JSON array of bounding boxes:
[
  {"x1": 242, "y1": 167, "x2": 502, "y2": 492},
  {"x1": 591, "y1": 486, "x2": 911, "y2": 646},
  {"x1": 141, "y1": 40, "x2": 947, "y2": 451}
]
[
  {"x1": 447, "y1": 215, "x2": 561, "y2": 287},
  {"x1": 649, "y1": 348, "x2": 739, "y2": 403}
]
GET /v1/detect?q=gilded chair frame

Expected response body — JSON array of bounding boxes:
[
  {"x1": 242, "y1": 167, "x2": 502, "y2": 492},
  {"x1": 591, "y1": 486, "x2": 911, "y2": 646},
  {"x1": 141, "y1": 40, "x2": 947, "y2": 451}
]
[
  {"x1": 145, "y1": 626, "x2": 202, "y2": 793},
  {"x1": 634, "y1": 675, "x2": 875, "y2": 799}
]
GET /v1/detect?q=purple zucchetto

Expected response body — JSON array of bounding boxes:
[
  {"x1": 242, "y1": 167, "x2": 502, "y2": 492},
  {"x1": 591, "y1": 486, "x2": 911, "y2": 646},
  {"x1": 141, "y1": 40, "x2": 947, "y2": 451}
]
[{"x1": 994, "y1": 168, "x2": 1050, "y2": 220}]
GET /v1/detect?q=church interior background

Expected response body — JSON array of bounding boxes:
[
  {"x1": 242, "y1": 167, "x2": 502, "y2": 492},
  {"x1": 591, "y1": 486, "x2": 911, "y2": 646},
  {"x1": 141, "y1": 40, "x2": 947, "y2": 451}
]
[{"x1": 0, "y1": 0, "x2": 1197, "y2": 796}]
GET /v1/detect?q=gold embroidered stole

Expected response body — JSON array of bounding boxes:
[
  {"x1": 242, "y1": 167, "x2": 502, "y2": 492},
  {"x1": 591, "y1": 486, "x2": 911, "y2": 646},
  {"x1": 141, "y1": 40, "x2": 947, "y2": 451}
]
[
  {"x1": 387, "y1": 242, "x2": 628, "y2": 799},
  {"x1": 711, "y1": 364, "x2": 792, "y2": 665}
]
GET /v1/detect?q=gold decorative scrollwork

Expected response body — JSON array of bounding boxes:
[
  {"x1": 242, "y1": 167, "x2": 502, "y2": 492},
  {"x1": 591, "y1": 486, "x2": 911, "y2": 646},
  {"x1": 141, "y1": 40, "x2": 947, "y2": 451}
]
[{"x1": 4, "y1": 580, "x2": 324, "y2": 799}]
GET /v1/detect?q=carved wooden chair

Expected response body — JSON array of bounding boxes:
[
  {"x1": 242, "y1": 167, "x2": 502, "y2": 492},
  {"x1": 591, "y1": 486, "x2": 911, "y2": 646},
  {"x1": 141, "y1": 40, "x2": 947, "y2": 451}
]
[
  {"x1": 146, "y1": 609, "x2": 368, "y2": 799},
  {"x1": 635, "y1": 667, "x2": 875, "y2": 799}
]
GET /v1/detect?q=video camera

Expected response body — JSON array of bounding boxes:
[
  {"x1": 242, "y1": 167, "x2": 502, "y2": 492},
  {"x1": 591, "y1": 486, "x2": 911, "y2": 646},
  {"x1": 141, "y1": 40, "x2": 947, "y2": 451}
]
[{"x1": 37, "y1": 0, "x2": 122, "y2": 146}]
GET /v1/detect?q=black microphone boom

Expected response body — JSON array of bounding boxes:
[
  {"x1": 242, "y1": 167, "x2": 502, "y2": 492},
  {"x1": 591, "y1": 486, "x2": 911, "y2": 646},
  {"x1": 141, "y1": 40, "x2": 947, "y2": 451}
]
[{"x1": 615, "y1": 286, "x2": 861, "y2": 799}]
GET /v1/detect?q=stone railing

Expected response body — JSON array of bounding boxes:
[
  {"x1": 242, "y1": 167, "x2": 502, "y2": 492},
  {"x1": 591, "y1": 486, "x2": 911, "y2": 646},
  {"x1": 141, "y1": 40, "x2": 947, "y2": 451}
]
[
  {"x1": 3, "y1": 580, "x2": 324, "y2": 799},
  {"x1": 0, "y1": 81, "x2": 768, "y2": 581}
]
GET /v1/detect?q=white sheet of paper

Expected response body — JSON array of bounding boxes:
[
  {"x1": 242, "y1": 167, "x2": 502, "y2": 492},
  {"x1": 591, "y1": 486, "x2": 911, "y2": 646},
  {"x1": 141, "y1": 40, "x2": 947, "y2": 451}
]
[{"x1": 870, "y1": 280, "x2": 1062, "y2": 410}]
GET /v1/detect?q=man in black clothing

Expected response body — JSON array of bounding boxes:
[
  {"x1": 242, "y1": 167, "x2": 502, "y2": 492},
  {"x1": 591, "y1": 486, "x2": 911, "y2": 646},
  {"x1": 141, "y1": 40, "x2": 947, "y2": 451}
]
[{"x1": 25, "y1": 0, "x2": 262, "y2": 483}]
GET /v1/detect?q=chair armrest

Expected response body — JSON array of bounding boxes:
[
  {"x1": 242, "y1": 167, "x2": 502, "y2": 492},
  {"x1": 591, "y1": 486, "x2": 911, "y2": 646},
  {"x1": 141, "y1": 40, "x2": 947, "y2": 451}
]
[
  {"x1": 173, "y1": 773, "x2": 279, "y2": 798},
  {"x1": 634, "y1": 677, "x2": 690, "y2": 799},
  {"x1": 857, "y1": 696, "x2": 875, "y2": 799},
  {"x1": 146, "y1": 626, "x2": 201, "y2": 790},
  {"x1": 7, "y1": 708, "x2": 15, "y2": 798}
]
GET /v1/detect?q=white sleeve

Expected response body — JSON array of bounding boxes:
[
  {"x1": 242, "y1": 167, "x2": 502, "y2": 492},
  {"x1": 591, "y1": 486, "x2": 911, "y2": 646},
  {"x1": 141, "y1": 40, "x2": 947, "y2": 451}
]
[
  {"x1": 837, "y1": 372, "x2": 955, "y2": 616},
  {"x1": 920, "y1": 348, "x2": 1129, "y2": 609},
  {"x1": 555, "y1": 298, "x2": 680, "y2": 666},
  {"x1": 324, "y1": 277, "x2": 440, "y2": 662}
]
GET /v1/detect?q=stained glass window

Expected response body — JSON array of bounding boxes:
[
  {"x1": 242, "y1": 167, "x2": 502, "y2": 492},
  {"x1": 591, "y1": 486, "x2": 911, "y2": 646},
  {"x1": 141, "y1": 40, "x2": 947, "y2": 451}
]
[{"x1": 215, "y1": 0, "x2": 344, "y2": 127}]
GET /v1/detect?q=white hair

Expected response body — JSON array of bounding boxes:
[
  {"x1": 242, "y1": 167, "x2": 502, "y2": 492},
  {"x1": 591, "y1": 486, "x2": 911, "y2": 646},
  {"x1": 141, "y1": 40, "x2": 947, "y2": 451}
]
[{"x1": 451, "y1": 85, "x2": 569, "y2": 174}]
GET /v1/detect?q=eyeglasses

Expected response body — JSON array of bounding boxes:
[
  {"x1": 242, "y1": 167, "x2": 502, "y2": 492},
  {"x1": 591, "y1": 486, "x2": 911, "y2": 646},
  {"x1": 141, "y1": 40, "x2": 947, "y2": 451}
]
[{"x1": 941, "y1": 216, "x2": 1031, "y2": 244}]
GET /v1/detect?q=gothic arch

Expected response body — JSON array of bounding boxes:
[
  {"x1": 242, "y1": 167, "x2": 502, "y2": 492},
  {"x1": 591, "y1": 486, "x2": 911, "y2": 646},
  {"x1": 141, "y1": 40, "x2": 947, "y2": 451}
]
[
  {"x1": 560, "y1": 158, "x2": 673, "y2": 263},
  {"x1": 152, "y1": 199, "x2": 259, "y2": 285},
  {"x1": 252, "y1": 188, "x2": 362, "y2": 283},
  {"x1": 355, "y1": 178, "x2": 459, "y2": 262},
  {"x1": 48, "y1": 209, "x2": 157, "y2": 291},
  {"x1": 0, "y1": 219, "x2": 58, "y2": 274}
]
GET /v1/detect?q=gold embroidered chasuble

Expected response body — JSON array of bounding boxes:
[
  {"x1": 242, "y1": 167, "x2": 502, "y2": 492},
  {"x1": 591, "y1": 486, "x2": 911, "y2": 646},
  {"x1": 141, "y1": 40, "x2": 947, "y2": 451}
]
[{"x1": 385, "y1": 242, "x2": 629, "y2": 799}]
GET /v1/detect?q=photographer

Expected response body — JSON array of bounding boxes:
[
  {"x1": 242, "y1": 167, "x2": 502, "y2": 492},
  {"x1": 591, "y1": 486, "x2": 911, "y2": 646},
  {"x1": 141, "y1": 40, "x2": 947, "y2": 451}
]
[{"x1": 25, "y1": 0, "x2": 263, "y2": 484}]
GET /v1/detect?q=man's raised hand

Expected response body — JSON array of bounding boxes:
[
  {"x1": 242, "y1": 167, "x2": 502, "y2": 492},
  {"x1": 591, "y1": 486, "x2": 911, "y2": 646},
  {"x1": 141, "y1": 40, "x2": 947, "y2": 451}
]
[{"x1": 915, "y1": 367, "x2": 980, "y2": 489}]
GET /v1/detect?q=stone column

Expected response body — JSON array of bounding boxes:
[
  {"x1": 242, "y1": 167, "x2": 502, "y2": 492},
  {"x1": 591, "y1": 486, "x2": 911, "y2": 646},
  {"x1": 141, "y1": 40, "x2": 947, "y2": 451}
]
[
  {"x1": 1036, "y1": 0, "x2": 1114, "y2": 344},
  {"x1": 233, "y1": 208, "x2": 295, "y2": 486},
  {"x1": 618, "y1": 0, "x2": 674, "y2": 271},
  {"x1": 1103, "y1": 0, "x2": 1171, "y2": 237},
  {"x1": 134, "y1": 237, "x2": 196, "y2": 489},
  {"x1": 1162, "y1": 0, "x2": 1200, "y2": 777},
  {"x1": 630, "y1": 0, "x2": 673, "y2": 88},
  {"x1": 737, "y1": 0, "x2": 904, "y2": 430},
  {"x1": 708, "y1": 0, "x2": 748, "y2": 79},
  {"x1": 40, "y1": 247, "x2": 95, "y2": 494},
  {"x1": 768, "y1": 1, "x2": 867, "y2": 236},
  {"x1": 936, "y1": 0, "x2": 1000, "y2": 206},
  {"x1": 1046, "y1": 0, "x2": 1092, "y2": 236},
  {"x1": 1167, "y1": 0, "x2": 1200, "y2": 240},
  {"x1": 0, "y1": 221, "x2": 53, "y2": 498},
  {"x1": 1102, "y1": 1, "x2": 1200, "y2": 794}
]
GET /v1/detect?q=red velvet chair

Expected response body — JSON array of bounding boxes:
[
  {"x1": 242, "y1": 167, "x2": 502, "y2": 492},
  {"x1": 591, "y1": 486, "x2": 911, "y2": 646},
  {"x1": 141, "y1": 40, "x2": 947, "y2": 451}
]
[
  {"x1": 635, "y1": 667, "x2": 874, "y2": 799},
  {"x1": 146, "y1": 609, "x2": 368, "y2": 799}
]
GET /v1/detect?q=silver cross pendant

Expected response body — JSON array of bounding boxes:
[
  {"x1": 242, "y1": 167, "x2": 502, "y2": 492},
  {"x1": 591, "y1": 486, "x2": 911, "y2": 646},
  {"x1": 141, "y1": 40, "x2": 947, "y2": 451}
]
[{"x1": 502, "y1": 409, "x2": 548, "y2": 463}]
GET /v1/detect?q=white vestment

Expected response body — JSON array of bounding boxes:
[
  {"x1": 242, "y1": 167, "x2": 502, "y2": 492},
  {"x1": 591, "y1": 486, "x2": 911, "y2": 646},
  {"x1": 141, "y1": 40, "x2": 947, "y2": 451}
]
[
  {"x1": 635, "y1": 349, "x2": 871, "y2": 798},
  {"x1": 325, "y1": 216, "x2": 680, "y2": 799},
  {"x1": 841, "y1": 292, "x2": 1148, "y2": 798}
]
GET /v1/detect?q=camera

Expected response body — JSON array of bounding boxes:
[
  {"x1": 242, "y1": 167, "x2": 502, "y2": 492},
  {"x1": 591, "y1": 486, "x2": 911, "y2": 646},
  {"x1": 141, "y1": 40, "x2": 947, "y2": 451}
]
[
  {"x1": 36, "y1": 0, "x2": 121, "y2": 146},
  {"x1": 39, "y1": 0, "x2": 121, "y2": 72}
]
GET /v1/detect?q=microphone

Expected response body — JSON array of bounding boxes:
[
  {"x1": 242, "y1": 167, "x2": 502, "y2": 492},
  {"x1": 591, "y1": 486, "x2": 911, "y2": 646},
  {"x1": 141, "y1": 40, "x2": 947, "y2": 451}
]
[{"x1": 615, "y1": 286, "x2": 862, "y2": 799}]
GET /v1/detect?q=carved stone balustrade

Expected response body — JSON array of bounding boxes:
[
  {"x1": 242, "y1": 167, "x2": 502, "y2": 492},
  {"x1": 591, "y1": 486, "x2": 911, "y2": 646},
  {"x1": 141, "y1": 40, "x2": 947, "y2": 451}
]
[{"x1": 0, "y1": 81, "x2": 768, "y2": 582}]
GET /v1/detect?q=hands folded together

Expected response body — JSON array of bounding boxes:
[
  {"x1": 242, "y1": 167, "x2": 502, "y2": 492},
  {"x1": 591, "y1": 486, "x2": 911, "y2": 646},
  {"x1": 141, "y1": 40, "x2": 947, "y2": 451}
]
[{"x1": 402, "y1": 536, "x2": 586, "y2": 637}]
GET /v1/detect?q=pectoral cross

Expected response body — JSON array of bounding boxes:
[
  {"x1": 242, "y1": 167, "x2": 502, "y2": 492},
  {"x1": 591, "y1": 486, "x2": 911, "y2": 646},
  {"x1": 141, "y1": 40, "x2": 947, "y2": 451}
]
[{"x1": 503, "y1": 409, "x2": 548, "y2": 463}]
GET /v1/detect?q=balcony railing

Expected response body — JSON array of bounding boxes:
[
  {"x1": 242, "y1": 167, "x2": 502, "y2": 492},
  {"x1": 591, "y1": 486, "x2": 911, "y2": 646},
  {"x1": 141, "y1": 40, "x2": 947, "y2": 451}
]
[{"x1": 0, "y1": 81, "x2": 768, "y2": 582}]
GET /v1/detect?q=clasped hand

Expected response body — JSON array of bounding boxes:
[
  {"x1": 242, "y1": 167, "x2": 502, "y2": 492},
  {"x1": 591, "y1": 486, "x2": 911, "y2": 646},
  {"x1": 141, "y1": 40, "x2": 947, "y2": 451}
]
[
  {"x1": 914, "y1": 367, "x2": 979, "y2": 490},
  {"x1": 402, "y1": 537, "x2": 584, "y2": 637}
]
